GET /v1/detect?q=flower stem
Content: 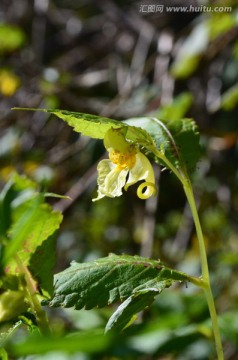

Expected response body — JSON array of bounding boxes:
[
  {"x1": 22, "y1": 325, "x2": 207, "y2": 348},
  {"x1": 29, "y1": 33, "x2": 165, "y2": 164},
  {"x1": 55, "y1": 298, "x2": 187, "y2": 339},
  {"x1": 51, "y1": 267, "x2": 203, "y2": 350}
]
[
  {"x1": 14, "y1": 254, "x2": 50, "y2": 335},
  {"x1": 153, "y1": 151, "x2": 224, "y2": 358},
  {"x1": 183, "y1": 182, "x2": 224, "y2": 360}
]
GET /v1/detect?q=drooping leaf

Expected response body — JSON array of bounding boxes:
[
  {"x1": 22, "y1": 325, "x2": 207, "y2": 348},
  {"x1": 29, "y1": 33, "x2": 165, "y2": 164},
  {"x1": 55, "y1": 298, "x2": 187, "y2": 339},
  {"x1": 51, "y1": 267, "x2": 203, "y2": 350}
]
[
  {"x1": 105, "y1": 280, "x2": 168, "y2": 333},
  {"x1": 29, "y1": 235, "x2": 57, "y2": 297},
  {"x1": 45, "y1": 254, "x2": 191, "y2": 331}
]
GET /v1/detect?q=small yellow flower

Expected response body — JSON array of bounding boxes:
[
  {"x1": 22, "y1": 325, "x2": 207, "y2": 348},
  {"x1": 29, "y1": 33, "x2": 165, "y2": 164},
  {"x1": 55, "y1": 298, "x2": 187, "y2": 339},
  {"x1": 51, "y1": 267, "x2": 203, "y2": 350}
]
[{"x1": 93, "y1": 128, "x2": 157, "y2": 201}]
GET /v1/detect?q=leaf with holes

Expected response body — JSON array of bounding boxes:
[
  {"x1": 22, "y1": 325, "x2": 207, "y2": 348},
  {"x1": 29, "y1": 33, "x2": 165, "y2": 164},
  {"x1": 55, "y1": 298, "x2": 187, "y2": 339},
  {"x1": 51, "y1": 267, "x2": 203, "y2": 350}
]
[
  {"x1": 12, "y1": 108, "x2": 153, "y2": 149},
  {"x1": 13, "y1": 108, "x2": 200, "y2": 175}
]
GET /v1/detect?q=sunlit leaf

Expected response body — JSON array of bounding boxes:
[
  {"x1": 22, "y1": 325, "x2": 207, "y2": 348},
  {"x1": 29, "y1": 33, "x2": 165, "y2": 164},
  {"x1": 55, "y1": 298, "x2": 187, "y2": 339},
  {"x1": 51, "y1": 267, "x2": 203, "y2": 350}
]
[
  {"x1": 1, "y1": 174, "x2": 63, "y2": 296},
  {"x1": 45, "y1": 254, "x2": 191, "y2": 331},
  {"x1": 13, "y1": 108, "x2": 200, "y2": 175},
  {"x1": 12, "y1": 108, "x2": 154, "y2": 149}
]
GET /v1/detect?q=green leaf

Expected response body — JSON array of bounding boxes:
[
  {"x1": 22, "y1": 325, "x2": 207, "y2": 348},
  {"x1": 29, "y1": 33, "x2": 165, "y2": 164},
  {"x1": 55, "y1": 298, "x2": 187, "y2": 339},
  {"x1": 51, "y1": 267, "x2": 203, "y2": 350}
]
[
  {"x1": 9, "y1": 329, "x2": 114, "y2": 356},
  {"x1": 45, "y1": 254, "x2": 190, "y2": 330},
  {"x1": 1, "y1": 174, "x2": 63, "y2": 296},
  {"x1": 0, "y1": 320, "x2": 22, "y2": 348},
  {"x1": 125, "y1": 117, "x2": 200, "y2": 174},
  {"x1": 12, "y1": 108, "x2": 154, "y2": 149},
  {"x1": 8, "y1": 202, "x2": 62, "y2": 267},
  {"x1": 29, "y1": 235, "x2": 57, "y2": 297},
  {"x1": 6, "y1": 201, "x2": 62, "y2": 295},
  {"x1": 3, "y1": 194, "x2": 44, "y2": 266},
  {"x1": 13, "y1": 108, "x2": 200, "y2": 176},
  {"x1": 105, "y1": 280, "x2": 168, "y2": 333},
  {"x1": 13, "y1": 108, "x2": 124, "y2": 139},
  {"x1": 0, "y1": 173, "x2": 38, "y2": 241},
  {"x1": 0, "y1": 179, "x2": 16, "y2": 239}
]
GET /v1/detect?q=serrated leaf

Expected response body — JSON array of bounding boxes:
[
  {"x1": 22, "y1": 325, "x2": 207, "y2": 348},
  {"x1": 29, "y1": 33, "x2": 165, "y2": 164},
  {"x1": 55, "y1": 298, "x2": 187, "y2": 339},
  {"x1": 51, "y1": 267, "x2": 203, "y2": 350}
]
[
  {"x1": 0, "y1": 320, "x2": 22, "y2": 348},
  {"x1": 13, "y1": 108, "x2": 200, "y2": 176},
  {"x1": 13, "y1": 108, "x2": 123, "y2": 139},
  {"x1": 1, "y1": 174, "x2": 63, "y2": 296},
  {"x1": 3, "y1": 194, "x2": 44, "y2": 266},
  {"x1": 13, "y1": 108, "x2": 154, "y2": 149},
  {"x1": 105, "y1": 280, "x2": 168, "y2": 333},
  {"x1": 0, "y1": 173, "x2": 38, "y2": 241},
  {"x1": 6, "y1": 201, "x2": 62, "y2": 272},
  {"x1": 125, "y1": 117, "x2": 200, "y2": 174},
  {"x1": 46, "y1": 254, "x2": 190, "y2": 313}
]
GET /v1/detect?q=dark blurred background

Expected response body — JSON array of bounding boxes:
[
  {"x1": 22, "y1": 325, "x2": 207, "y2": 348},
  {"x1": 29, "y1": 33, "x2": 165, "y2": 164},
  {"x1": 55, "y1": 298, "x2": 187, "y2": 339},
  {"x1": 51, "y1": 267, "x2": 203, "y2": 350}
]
[{"x1": 1, "y1": 0, "x2": 238, "y2": 359}]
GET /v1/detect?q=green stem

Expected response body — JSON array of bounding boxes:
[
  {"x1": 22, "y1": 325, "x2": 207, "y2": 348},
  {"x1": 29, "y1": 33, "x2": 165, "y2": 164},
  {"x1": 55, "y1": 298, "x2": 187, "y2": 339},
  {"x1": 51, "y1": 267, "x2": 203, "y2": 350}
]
[
  {"x1": 154, "y1": 151, "x2": 224, "y2": 358},
  {"x1": 14, "y1": 254, "x2": 50, "y2": 335},
  {"x1": 154, "y1": 151, "x2": 185, "y2": 184},
  {"x1": 183, "y1": 182, "x2": 224, "y2": 360}
]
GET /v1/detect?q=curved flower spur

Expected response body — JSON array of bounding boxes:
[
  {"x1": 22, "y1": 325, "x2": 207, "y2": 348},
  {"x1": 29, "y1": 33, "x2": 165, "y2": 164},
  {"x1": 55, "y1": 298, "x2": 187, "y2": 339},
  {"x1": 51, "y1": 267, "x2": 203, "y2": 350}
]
[{"x1": 93, "y1": 128, "x2": 157, "y2": 201}]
